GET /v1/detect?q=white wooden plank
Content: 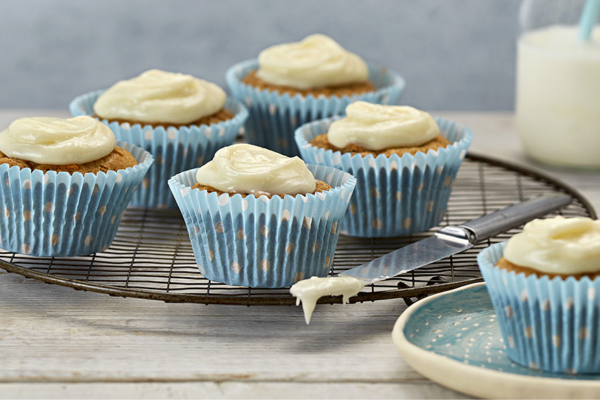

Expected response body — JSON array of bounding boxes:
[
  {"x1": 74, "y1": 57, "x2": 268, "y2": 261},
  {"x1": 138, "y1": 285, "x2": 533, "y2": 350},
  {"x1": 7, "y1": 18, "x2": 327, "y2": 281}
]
[
  {"x1": 0, "y1": 110, "x2": 598, "y2": 399},
  {"x1": 0, "y1": 382, "x2": 469, "y2": 399},
  {"x1": 0, "y1": 110, "x2": 70, "y2": 127},
  {"x1": 0, "y1": 273, "x2": 418, "y2": 383},
  {"x1": 436, "y1": 112, "x2": 600, "y2": 213}
]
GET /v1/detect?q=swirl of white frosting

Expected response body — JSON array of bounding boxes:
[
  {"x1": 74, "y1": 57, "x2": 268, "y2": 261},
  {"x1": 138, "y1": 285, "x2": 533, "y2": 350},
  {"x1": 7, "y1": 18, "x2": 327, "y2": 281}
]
[
  {"x1": 504, "y1": 216, "x2": 600, "y2": 275},
  {"x1": 0, "y1": 116, "x2": 115, "y2": 165},
  {"x1": 256, "y1": 34, "x2": 369, "y2": 89},
  {"x1": 195, "y1": 144, "x2": 316, "y2": 196},
  {"x1": 94, "y1": 69, "x2": 227, "y2": 125},
  {"x1": 327, "y1": 102, "x2": 440, "y2": 151}
]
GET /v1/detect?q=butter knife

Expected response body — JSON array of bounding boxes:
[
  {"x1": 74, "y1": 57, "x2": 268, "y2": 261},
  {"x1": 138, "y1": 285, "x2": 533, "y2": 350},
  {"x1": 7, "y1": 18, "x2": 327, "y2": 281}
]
[{"x1": 339, "y1": 193, "x2": 572, "y2": 283}]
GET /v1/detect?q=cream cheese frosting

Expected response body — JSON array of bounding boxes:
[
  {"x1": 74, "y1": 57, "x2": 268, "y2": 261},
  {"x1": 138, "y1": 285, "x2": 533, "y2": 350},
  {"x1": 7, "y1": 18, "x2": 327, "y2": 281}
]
[
  {"x1": 94, "y1": 69, "x2": 227, "y2": 125},
  {"x1": 256, "y1": 34, "x2": 369, "y2": 89},
  {"x1": 327, "y1": 102, "x2": 440, "y2": 151},
  {"x1": 290, "y1": 276, "x2": 366, "y2": 324},
  {"x1": 0, "y1": 116, "x2": 115, "y2": 165},
  {"x1": 195, "y1": 144, "x2": 316, "y2": 196},
  {"x1": 504, "y1": 216, "x2": 600, "y2": 275}
]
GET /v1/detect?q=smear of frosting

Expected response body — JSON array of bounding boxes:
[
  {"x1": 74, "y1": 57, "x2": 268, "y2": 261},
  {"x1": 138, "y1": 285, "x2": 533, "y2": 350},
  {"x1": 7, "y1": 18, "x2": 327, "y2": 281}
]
[
  {"x1": 256, "y1": 34, "x2": 368, "y2": 89},
  {"x1": 290, "y1": 276, "x2": 366, "y2": 324},
  {"x1": 327, "y1": 102, "x2": 439, "y2": 151},
  {"x1": 504, "y1": 216, "x2": 600, "y2": 275},
  {"x1": 94, "y1": 69, "x2": 226, "y2": 125},
  {"x1": 195, "y1": 144, "x2": 316, "y2": 196},
  {"x1": 0, "y1": 116, "x2": 115, "y2": 165}
]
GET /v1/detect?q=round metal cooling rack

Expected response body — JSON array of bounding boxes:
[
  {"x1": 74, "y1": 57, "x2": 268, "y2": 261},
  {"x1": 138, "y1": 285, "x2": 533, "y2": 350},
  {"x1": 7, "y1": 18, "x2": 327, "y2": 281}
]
[{"x1": 0, "y1": 153, "x2": 595, "y2": 306}]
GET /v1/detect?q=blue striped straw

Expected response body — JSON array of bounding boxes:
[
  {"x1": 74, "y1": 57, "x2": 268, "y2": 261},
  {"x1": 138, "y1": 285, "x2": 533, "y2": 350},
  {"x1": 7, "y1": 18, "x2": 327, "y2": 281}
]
[{"x1": 578, "y1": 0, "x2": 600, "y2": 41}]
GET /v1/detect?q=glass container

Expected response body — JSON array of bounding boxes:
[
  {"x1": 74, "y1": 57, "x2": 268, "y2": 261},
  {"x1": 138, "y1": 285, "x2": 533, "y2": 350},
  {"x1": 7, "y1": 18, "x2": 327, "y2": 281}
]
[{"x1": 516, "y1": 0, "x2": 600, "y2": 168}]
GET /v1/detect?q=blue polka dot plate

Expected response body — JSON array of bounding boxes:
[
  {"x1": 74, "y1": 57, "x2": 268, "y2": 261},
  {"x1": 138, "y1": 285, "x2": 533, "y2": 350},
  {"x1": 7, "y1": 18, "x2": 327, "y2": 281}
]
[{"x1": 392, "y1": 283, "x2": 600, "y2": 399}]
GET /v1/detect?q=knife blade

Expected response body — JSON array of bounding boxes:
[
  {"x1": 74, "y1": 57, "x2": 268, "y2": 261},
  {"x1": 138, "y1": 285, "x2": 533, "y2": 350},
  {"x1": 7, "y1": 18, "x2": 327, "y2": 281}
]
[{"x1": 338, "y1": 193, "x2": 572, "y2": 283}]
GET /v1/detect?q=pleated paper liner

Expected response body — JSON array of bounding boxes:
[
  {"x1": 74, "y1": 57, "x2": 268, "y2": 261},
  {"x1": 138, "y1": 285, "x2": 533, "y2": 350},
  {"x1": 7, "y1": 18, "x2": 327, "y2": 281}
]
[
  {"x1": 479, "y1": 242, "x2": 600, "y2": 374},
  {"x1": 70, "y1": 91, "x2": 248, "y2": 209},
  {"x1": 169, "y1": 165, "x2": 356, "y2": 288},
  {"x1": 0, "y1": 141, "x2": 153, "y2": 257},
  {"x1": 226, "y1": 59, "x2": 405, "y2": 157},
  {"x1": 295, "y1": 116, "x2": 473, "y2": 237}
]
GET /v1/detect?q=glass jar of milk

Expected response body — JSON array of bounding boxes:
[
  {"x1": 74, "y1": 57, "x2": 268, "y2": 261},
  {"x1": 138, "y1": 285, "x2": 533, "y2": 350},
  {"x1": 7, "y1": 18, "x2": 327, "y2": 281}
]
[{"x1": 517, "y1": 0, "x2": 600, "y2": 168}]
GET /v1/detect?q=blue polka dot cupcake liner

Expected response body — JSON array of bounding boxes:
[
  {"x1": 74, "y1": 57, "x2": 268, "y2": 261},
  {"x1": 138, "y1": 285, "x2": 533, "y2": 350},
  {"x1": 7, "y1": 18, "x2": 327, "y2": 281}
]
[
  {"x1": 0, "y1": 141, "x2": 153, "y2": 257},
  {"x1": 225, "y1": 59, "x2": 405, "y2": 157},
  {"x1": 295, "y1": 116, "x2": 473, "y2": 237},
  {"x1": 478, "y1": 242, "x2": 600, "y2": 374},
  {"x1": 69, "y1": 91, "x2": 249, "y2": 209},
  {"x1": 168, "y1": 165, "x2": 356, "y2": 288}
]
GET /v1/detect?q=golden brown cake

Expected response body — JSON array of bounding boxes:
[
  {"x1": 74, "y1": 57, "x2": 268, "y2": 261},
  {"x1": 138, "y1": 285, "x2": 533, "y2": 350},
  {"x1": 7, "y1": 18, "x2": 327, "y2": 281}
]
[
  {"x1": 191, "y1": 179, "x2": 331, "y2": 198},
  {"x1": 93, "y1": 108, "x2": 234, "y2": 129},
  {"x1": 309, "y1": 133, "x2": 451, "y2": 157},
  {"x1": 0, "y1": 146, "x2": 138, "y2": 174},
  {"x1": 242, "y1": 70, "x2": 375, "y2": 98},
  {"x1": 496, "y1": 256, "x2": 600, "y2": 280}
]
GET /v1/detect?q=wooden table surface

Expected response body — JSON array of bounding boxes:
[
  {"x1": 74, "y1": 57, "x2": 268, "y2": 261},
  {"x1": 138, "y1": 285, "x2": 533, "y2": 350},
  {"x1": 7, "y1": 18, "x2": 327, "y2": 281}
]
[{"x1": 1, "y1": 111, "x2": 599, "y2": 399}]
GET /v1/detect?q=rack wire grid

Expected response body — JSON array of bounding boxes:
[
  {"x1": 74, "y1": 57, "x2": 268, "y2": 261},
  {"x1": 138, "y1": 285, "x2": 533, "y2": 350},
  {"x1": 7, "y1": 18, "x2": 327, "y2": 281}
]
[{"x1": 0, "y1": 153, "x2": 595, "y2": 306}]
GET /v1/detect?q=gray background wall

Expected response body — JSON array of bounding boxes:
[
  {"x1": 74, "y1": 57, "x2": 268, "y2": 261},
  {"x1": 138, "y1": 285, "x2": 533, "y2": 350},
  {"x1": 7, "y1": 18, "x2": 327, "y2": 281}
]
[{"x1": 0, "y1": 0, "x2": 521, "y2": 110}]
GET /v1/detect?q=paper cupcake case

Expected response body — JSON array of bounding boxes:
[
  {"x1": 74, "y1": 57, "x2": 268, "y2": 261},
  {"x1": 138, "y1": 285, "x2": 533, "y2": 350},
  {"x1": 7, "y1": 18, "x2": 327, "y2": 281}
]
[
  {"x1": 69, "y1": 91, "x2": 249, "y2": 209},
  {"x1": 0, "y1": 142, "x2": 153, "y2": 257},
  {"x1": 225, "y1": 59, "x2": 405, "y2": 157},
  {"x1": 478, "y1": 242, "x2": 600, "y2": 374},
  {"x1": 168, "y1": 165, "x2": 356, "y2": 288},
  {"x1": 295, "y1": 116, "x2": 473, "y2": 237}
]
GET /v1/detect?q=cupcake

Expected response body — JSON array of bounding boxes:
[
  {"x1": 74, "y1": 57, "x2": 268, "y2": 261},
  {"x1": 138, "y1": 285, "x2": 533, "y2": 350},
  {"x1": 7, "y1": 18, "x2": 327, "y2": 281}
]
[
  {"x1": 226, "y1": 34, "x2": 405, "y2": 157},
  {"x1": 295, "y1": 101, "x2": 473, "y2": 237},
  {"x1": 478, "y1": 216, "x2": 600, "y2": 374},
  {"x1": 70, "y1": 69, "x2": 248, "y2": 209},
  {"x1": 168, "y1": 143, "x2": 356, "y2": 288},
  {"x1": 0, "y1": 116, "x2": 153, "y2": 257}
]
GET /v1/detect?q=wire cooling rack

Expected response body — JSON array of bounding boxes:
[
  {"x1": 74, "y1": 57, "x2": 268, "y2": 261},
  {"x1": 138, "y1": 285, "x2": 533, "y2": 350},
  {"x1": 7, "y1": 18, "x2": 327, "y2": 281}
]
[{"x1": 0, "y1": 153, "x2": 595, "y2": 306}]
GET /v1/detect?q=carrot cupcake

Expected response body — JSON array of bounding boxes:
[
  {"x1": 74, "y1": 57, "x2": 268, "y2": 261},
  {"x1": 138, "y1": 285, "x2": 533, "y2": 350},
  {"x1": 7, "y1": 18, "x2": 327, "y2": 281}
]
[
  {"x1": 69, "y1": 69, "x2": 248, "y2": 209},
  {"x1": 295, "y1": 101, "x2": 473, "y2": 237},
  {"x1": 168, "y1": 143, "x2": 356, "y2": 288},
  {"x1": 226, "y1": 34, "x2": 405, "y2": 157},
  {"x1": 478, "y1": 216, "x2": 600, "y2": 373},
  {"x1": 0, "y1": 116, "x2": 153, "y2": 256}
]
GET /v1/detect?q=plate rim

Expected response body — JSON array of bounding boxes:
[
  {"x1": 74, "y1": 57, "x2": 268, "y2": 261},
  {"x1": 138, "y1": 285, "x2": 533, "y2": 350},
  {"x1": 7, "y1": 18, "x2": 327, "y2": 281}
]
[{"x1": 392, "y1": 282, "x2": 600, "y2": 399}]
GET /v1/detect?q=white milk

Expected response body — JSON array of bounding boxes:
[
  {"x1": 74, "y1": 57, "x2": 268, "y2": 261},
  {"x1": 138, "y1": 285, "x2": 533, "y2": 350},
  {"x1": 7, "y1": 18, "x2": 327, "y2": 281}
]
[{"x1": 516, "y1": 25, "x2": 600, "y2": 168}]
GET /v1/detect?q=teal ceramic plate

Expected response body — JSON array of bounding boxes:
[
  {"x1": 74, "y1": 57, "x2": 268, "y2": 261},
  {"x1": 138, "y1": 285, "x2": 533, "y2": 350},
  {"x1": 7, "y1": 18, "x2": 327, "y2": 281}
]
[{"x1": 392, "y1": 283, "x2": 600, "y2": 399}]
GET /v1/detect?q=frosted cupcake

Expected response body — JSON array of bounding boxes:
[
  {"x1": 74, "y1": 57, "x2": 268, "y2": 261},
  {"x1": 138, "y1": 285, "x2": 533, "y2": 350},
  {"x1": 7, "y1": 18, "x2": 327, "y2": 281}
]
[
  {"x1": 0, "y1": 116, "x2": 153, "y2": 256},
  {"x1": 296, "y1": 102, "x2": 473, "y2": 237},
  {"x1": 168, "y1": 143, "x2": 356, "y2": 288},
  {"x1": 70, "y1": 69, "x2": 248, "y2": 208},
  {"x1": 226, "y1": 34, "x2": 405, "y2": 157},
  {"x1": 478, "y1": 216, "x2": 600, "y2": 373}
]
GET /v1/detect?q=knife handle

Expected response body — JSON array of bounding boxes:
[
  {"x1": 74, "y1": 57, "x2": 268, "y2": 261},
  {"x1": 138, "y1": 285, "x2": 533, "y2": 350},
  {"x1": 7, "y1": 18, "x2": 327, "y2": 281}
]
[{"x1": 459, "y1": 193, "x2": 572, "y2": 243}]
